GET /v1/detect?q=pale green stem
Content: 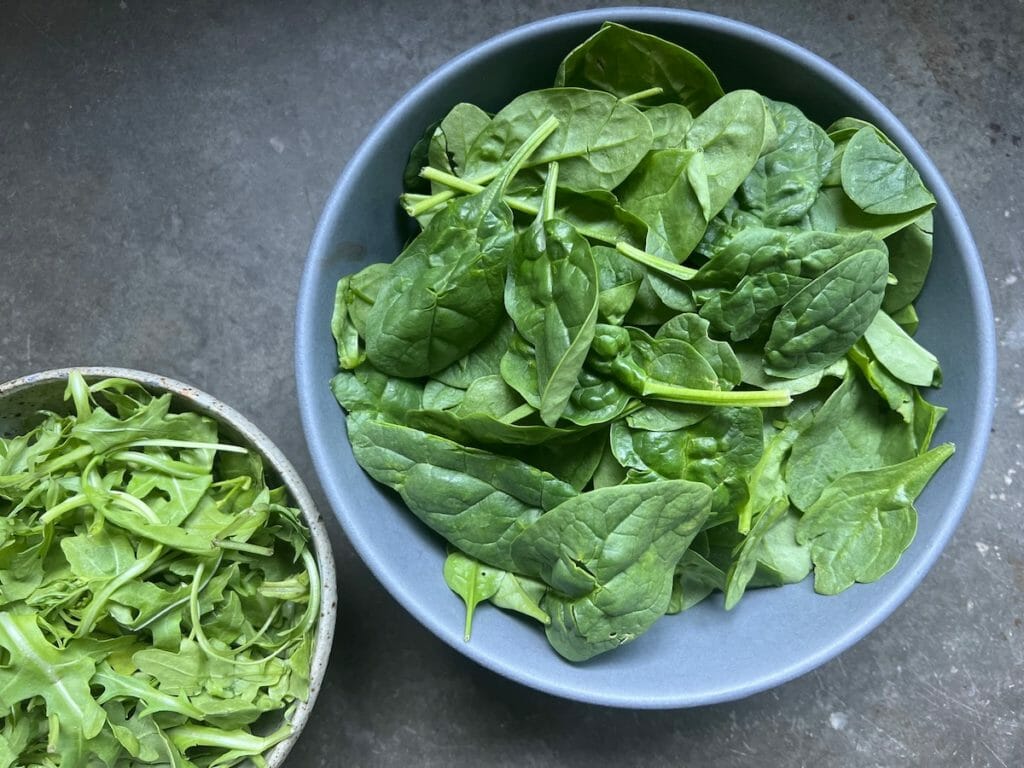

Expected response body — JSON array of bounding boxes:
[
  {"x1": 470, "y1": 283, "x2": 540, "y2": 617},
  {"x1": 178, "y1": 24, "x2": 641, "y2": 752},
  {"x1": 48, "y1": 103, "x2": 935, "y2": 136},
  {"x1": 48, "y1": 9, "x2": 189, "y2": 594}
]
[
  {"x1": 616, "y1": 241, "x2": 698, "y2": 281},
  {"x1": 542, "y1": 161, "x2": 559, "y2": 222},
  {"x1": 619, "y1": 86, "x2": 665, "y2": 105},
  {"x1": 642, "y1": 380, "x2": 792, "y2": 408}
]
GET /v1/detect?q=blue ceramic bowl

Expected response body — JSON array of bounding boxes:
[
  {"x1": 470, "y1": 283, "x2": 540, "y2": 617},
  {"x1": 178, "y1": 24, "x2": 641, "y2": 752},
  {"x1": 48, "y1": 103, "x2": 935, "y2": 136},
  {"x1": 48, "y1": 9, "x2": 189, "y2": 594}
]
[{"x1": 296, "y1": 8, "x2": 995, "y2": 707}]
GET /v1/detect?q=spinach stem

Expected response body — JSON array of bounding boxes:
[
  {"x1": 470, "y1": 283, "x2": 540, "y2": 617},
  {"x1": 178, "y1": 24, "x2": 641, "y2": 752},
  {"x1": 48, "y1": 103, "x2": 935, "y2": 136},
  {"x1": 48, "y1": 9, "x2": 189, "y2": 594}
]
[
  {"x1": 542, "y1": 161, "x2": 559, "y2": 222},
  {"x1": 641, "y1": 380, "x2": 792, "y2": 408},
  {"x1": 418, "y1": 168, "x2": 539, "y2": 216},
  {"x1": 616, "y1": 241, "x2": 698, "y2": 281},
  {"x1": 619, "y1": 86, "x2": 664, "y2": 105},
  {"x1": 500, "y1": 403, "x2": 536, "y2": 424},
  {"x1": 414, "y1": 168, "x2": 625, "y2": 246}
]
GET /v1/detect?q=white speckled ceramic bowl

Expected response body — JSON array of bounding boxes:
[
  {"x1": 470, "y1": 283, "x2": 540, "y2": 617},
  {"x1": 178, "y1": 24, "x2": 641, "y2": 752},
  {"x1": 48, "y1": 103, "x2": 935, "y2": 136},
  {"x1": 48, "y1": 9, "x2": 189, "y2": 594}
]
[
  {"x1": 0, "y1": 367, "x2": 337, "y2": 765},
  {"x1": 296, "y1": 8, "x2": 995, "y2": 708}
]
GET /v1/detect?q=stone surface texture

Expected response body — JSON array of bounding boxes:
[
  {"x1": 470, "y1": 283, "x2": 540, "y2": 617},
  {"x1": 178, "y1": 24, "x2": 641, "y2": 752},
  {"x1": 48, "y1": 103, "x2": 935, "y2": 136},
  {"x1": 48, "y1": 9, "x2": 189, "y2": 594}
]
[{"x1": 1, "y1": 1, "x2": 1021, "y2": 766}]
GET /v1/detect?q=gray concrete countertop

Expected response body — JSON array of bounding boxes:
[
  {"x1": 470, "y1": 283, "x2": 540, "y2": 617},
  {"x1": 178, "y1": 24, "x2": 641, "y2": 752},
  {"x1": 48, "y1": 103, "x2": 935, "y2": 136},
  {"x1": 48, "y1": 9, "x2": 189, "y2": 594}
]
[{"x1": 2, "y1": 2, "x2": 1021, "y2": 765}]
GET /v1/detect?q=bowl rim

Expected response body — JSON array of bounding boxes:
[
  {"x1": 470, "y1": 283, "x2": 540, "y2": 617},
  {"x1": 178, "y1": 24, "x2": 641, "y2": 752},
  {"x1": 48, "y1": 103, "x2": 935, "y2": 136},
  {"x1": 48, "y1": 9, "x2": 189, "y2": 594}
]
[
  {"x1": 296, "y1": 6, "x2": 996, "y2": 708},
  {"x1": 0, "y1": 366, "x2": 337, "y2": 762}
]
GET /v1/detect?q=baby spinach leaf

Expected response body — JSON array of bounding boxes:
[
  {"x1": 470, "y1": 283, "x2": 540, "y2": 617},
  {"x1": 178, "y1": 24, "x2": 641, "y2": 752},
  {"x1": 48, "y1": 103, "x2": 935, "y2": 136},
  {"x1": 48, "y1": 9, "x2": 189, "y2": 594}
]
[
  {"x1": 464, "y1": 88, "x2": 652, "y2": 192},
  {"x1": 611, "y1": 407, "x2": 763, "y2": 522},
  {"x1": 522, "y1": 480, "x2": 712, "y2": 660},
  {"x1": 724, "y1": 497, "x2": 789, "y2": 609},
  {"x1": 618, "y1": 148, "x2": 708, "y2": 262},
  {"x1": 787, "y1": 369, "x2": 920, "y2": 510},
  {"x1": 841, "y1": 126, "x2": 936, "y2": 215},
  {"x1": 683, "y1": 89, "x2": 769, "y2": 219},
  {"x1": 433, "y1": 317, "x2": 514, "y2": 389},
  {"x1": 847, "y1": 340, "x2": 916, "y2": 423},
  {"x1": 655, "y1": 313, "x2": 742, "y2": 388},
  {"x1": 489, "y1": 571, "x2": 550, "y2": 625},
  {"x1": 748, "y1": 508, "x2": 812, "y2": 588},
  {"x1": 428, "y1": 102, "x2": 491, "y2": 181},
  {"x1": 348, "y1": 416, "x2": 576, "y2": 571},
  {"x1": 592, "y1": 245, "x2": 644, "y2": 325},
  {"x1": 443, "y1": 550, "x2": 503, "y2": 641},
  {"x1": 737, "y1": 98, "x2": 834, "y2": 226},
  {"x1": 505, "y1": 168, "x2": 600, "y2": 426},
  {"x1": 817, "y1": 186, "x2": 933, "y2": 240},
  {"x1": 861, "y1": 309, "x2": 942, "y2": 387},
  {"x1": 667, "y1": 549, "x2": 726, "y2": 614},
  {"x1": 330, "y1": 262, "x2": 391, "y2": 369},
  {"x1": 797, "y1": 443, "x2": 954, "y2": 594},
  {"x1": 554, "y1": 21, "x2": 723, "y2": 114},
  {"x1": 882, "y1": 212, "x2": 933, "y2": 313},
  {"x1": 764, "y1": 246, "x2": 889, "y2": 378},
  {"x1": 365, "y1": 117, "x2": 559, "y2": 377},
  {"x1": 646, "y1": 102, "x2": 693, "y2": 149},
  {"x1": 700, "y1": 271, "x2": 811, "y2": 341}
]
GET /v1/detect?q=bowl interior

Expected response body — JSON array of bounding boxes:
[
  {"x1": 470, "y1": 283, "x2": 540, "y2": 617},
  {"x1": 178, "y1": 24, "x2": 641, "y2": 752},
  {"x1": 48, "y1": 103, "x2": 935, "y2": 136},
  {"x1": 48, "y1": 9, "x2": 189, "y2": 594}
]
[
  {"x1": 0, "y1": 367, "x2": 337, "y2": 762},
  {"x1": 296, "y1": 9, "x2": 994, "y2": 707}
]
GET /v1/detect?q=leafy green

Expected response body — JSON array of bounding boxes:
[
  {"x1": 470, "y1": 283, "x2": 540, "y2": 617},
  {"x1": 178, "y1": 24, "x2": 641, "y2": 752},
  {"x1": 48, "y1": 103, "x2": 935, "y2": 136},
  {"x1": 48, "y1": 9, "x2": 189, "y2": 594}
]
[
  {"x1": 554, "y1": 21, "x2": 724, "y2": 114},
  {"x1": 798, "y1": 444, "x2": 954, "y2": 594},
  {"x1": 326, "y1": 23, "x2": 953, "y2": 662},
  {"x1": 0, "y1": 373, "x2": 319, "y2": 767}
]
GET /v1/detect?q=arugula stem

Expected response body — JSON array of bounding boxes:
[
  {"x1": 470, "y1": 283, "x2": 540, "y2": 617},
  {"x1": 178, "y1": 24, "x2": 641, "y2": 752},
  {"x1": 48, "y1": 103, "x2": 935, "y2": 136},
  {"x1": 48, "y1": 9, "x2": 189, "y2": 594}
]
[
  {"x1": 619, "y1": 86, "x2": 664, "y2": 104},
  {"x1": 641, "y1": 381, "x2": 792, "y2": 408},
  {"x1": 167, "y1": 723, "x2": 292, "y2": 753},
  {"x1": 76, "y1": 542, "x2": 164, "y2": 637},
  {"x1": 39, "y1": 492, "x2": 89, "y2": 524},
  {"x1": 110, "y1": 450, "x2": 210, "y2": 477},
  {"x1": 126, "y1": 438, "x2": 248, "y2": 454},
  {"x1": 213, "y1": 538, "x2": 275, "y2": 556},
  {"x1": 33, "y1": 445, "x2": 93, "y2": 478},
  {"x1": 66, "y1": 371, "x2": 93, "y2": 418},
  {"x1": 616, "y1": 241, "x2": 698, "y2": 281}
]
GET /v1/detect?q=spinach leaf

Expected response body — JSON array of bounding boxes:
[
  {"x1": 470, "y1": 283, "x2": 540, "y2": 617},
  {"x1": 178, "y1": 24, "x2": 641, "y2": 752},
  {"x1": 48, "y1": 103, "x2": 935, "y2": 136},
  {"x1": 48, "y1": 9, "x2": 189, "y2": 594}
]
[
  {"x1": 365, "y1": 117, "x2": 559, "y2": 376},
  {"x1": 505, "y1": 165, "x2": 600, "y2": 425},
  {"x1": 489, "y1": 571, "x2": 550, "y2": 625},
  {"x1": 554, "y1": 21, "x2": 723, "y2": 114},
  {"x1": 511, "y1": 479, "x2": 712, "y2": 660},
  {"x1": 668, "y1": 550, "x2": 726, "y2": 614},
  {"x1": 617, "y1": 148, "x2": 708, "y2": 262},
  {"x1": 737, "y1": 98, "x2": 834, "y2": 226},
  {"x1": 786, "y1": 369, "x2": 920, "y2": 510},
  {"x1": 764, "y1": 245, "x2": 889, "y2": 378},
  {"x1": 347, "y1": 416, "x2": 577, "y2": 571},
  {"x1": 610, "y1": 407, "x2": 763, "y2": 522},
  {"x1": 841, "y1": 126, "x2": 936, "y2": 215},
  {"x1": 646, "y1": 102, "x2": 693, "y2": 150},
  {"x1": 592, "y1": 245, "x2": 644, "y2": 325},
  {"x1": 428, "y1": 102, "x2": 491, "y2": 181},
  {"x1": 683, "y1": 89, "x2": 770, "y2": 220},
  {"x1": 463, "y1": 88, "x2": 652, "y2": 192},
  {"x1": 443, "y1": 550, "x2": 503, "y2": 640},
  {"x1": 797, "y1": 443, "x2": 954, "y2": 594},
  {"x1": 816, "y1": 183, "x2": 933, "y2": 241},
  {"x1": 882, "y1": 212, "x2": 933, "y2": 313},
  {"x1": 861, "y1": 309, "x2": 942, "y2": 387}
]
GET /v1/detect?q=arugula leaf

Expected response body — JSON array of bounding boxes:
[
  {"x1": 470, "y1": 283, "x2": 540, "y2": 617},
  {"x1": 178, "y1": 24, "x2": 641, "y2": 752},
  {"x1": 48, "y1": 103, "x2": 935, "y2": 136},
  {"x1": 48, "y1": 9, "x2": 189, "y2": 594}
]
[{"x1": 0, "y1": 373, "x2": 319, "y2": 766}]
